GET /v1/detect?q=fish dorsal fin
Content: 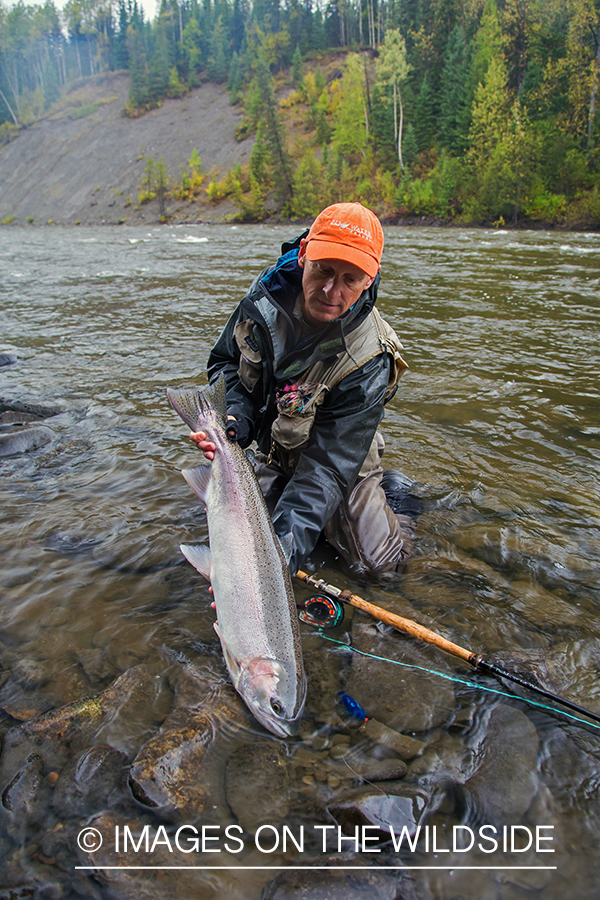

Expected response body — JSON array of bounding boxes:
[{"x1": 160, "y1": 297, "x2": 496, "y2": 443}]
[
  {"x1": 182, "y1": 463, "x2": 212, "y2": 505},
  {"x1": 278, "y1": 532, "x2": 294, "y2": 566},
  {"x1": 214, "y1": 622, "x2": 242, "y2": 681},
  {"x1": 245, "y1": 448, "x2": 256, "y2": 466},
  {"x1": 180, "y1": 544, "x2": 212, "y2": 581},
  {"x1": 166, "y1": 386, "x2": 204, "y2": 432}
]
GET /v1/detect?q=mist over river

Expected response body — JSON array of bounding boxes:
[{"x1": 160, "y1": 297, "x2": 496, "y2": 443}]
[{"x1": 0, "y1": 224, "x2": 599, "y2": 900}]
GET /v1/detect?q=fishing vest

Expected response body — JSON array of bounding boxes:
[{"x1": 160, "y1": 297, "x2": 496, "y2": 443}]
[{"x1": 236, "y1": 307, "x2": 408, "y2": 476}]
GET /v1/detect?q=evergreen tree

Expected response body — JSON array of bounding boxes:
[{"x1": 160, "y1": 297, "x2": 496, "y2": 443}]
[
  {"x1": 311, "y1": 7, "x2": 326, "y2": 52},
  {"x1": 149, "y1": 22, "x2": 171, "y2": 100},
  {"x1": 254, "y1": 49, "x2": 294, "y2": 198},
  {"x1": 291, "y1": 43, "x2": 303, "y2": 86},
  {"x1": 228, "y1": 50, "x2": 243, "y2": 102},
  {"x1": 207, "y1": 14, "x2": 230, "y2": 82},
  {"x1": 291, "y1": 149, "x2": 325, "y2": 217},
  {"x1": 249, "y1": 119, "x2": 269, "y2": 181},
  {"x1": 42, "y1": 53, "x2": 60, "y2": 109},
  {"x1": 413, "y1": 71, "x2": 437, "y2": 151},
  {"x1": 439, "y1": 25, "x2": 471, "y2": 154},
  {"x1": 127, "y1": 22, "x2": 150, "y2": 106},
  {"x1": 114, "y1": 0, "x2": 129, "y2": 70},
  {"x1": 182, "y1": 16, "x2": 202, "y2": 86},
  {"x1": 231, "y1": 0, "x2": 247, "y2": 53}
]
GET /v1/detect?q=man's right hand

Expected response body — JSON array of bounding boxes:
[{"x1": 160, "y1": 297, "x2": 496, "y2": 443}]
[
  {"x1": 190, "y1": 415, "x2": 239, "y2": 460},
  {"x1": 190, "y1": 431, "x2": 216, "y2": 460}
]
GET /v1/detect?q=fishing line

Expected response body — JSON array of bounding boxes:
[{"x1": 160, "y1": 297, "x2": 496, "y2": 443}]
[{"x1": 318, "y1": 631, "x2": 600, "y2": 731}]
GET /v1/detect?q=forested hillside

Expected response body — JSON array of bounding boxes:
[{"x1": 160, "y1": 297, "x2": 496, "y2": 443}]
[{"x1": 1, "y1": 0, "x2": 600, "y2": 227}]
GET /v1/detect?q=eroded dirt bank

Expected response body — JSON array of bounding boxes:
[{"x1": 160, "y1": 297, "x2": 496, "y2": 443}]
[{"x1": 0, "y1": 72, "x2": 251, "y2": 226}]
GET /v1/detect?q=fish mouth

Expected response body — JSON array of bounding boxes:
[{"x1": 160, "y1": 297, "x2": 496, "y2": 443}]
[{"x1": 238, "y1": 658, "x2": 305, "y2": 738}]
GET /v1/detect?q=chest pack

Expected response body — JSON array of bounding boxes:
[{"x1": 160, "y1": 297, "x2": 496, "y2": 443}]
[{"x1": 235, "y1": 307, "x2": 407, "y2": 476}]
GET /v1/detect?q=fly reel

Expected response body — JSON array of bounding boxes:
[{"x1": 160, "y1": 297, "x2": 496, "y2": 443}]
[{"x1": 299, "y1": 594, "x2": 345, "y2": 629}]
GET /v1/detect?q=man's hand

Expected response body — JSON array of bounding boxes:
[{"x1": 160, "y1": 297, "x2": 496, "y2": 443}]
[
  {"x1": 189, "y1": 431, "x2": 216, "y2": 460},
  {"x1": 189, "y1": 416, "x2": 238, "y2": 460}
]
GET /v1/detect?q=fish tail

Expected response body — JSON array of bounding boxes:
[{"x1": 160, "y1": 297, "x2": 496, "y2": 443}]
[{"x1": 167, "y1": 374, "x2": 227, "y2": 431}]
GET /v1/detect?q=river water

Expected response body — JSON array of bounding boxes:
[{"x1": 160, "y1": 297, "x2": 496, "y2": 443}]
[{"x1": 0, "y1": 224, "x2": 599, "y2": 900}]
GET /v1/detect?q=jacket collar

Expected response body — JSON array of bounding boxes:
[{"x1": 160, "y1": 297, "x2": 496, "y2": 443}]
[{"x1": 243, "y1": 241, "x2": 380, "y2": 381}]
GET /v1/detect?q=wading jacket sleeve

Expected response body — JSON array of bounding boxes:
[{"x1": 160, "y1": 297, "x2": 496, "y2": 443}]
[{"x1": 207, "y1": 240, "x2": 391, "y2": 575}]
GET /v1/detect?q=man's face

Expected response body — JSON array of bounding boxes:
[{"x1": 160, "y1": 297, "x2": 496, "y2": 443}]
[{"x1": 298, "y1": 240, "x2": 375, "y2": 327}]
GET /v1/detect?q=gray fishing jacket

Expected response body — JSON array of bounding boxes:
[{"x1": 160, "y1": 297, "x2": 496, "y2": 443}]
[{"x1": 207, "y1": 233, "x2": 406, "y2": 575}]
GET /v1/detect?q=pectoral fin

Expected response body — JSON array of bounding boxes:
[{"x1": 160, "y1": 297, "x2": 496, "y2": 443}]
[
  {"x1": 278, "y1": 532, "x2": 294, "y2": 567},
  {"x1": 214, "y1": 622, "x2": 242, "y2": 682},
  {"x1": 182, "y1": 463, "x2": 212, "y2": 505},
  {"x1": 180, "y1": 544, "x2": 212, "y2": 581}
]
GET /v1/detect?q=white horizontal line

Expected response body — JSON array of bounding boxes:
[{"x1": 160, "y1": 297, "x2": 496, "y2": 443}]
[{"x1": 74, "y1": 865, "x2": 558, "y2": 871}]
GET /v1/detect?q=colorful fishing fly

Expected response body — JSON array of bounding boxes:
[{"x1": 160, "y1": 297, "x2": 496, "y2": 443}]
[{"x1": 337, "y1": 691, "x2": 368, "y2": 721}]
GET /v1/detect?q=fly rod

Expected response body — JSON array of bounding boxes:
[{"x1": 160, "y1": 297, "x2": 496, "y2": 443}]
[{"x1": 295, "y1": 569, "x2": 600, "y2": 727}]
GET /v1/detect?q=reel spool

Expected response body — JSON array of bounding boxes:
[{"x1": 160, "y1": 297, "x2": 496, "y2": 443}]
[{"x1": 299, "y1": 594, "x2": 345, "y2": 629}]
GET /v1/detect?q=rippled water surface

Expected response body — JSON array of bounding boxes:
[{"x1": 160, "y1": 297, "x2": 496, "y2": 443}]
[{"x1": 0, "y1": 224, "x2": 599, "y2": 900}]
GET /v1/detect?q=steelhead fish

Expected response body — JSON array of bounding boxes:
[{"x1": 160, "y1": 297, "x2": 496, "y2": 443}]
[{"x1": 166, "y1": 375, "x2": 306, "y2": 737}]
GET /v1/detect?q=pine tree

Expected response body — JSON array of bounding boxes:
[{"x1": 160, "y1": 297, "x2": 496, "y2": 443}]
[
  {"x1": 127, "y1": 23, "x2": 150, "y2": 107},
  {"x1": 291, "y1": 43, "x2": 303, "y2": 86},
  {"x1": 228, "y1": 50, "x2": 243, "y2": 102},
  {"x1": 207, "y1": 15, "x2": 230, "y2": 82},
  {"x1": 254, "y1": 50, "x2": 294, "y2": 198},
  {"x1": 114, "y1": 1, "x2": 129, "y2": 70},
  {"x1": 182, "y1": 16, "x2": 202, "y2": 86},
  {"x1": 249, "y1": 119, "x2": 269, "y2": 182},
  {"x1": 439, "y1": 25, "x2": 471, "y2": 154},
  {"x1": 291, "y1": 150, "x2": 325, "y2": 217}
]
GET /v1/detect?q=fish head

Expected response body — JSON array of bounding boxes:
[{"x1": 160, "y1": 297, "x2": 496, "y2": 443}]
[{"x1": 238, "y1": 657, "x2": 306, "y2": 738}]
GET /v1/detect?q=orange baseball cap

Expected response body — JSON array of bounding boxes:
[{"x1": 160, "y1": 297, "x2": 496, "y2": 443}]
[{"x1": 305, "y1": 202, "x2": 384, "y2": 278}]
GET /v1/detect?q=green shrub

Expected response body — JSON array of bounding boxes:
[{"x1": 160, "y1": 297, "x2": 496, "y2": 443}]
[{"x1": 523, "y1": 188, "x2": 567, "y2": 224}]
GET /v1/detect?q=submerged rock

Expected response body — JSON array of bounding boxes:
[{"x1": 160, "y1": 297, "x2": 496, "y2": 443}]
[
  {"x1": 0, "y1": 353, "x2": 17, "y2": 367},
  {"x1": 491, "y1": 638, "x2": 600, "y2": 715},
  {"x1": 129, "y1": 669, "x2": 249, "y2": 822},
  {"x1": 225, "y1": 742, "x2": 291, "y2": 833},
  {"x1": 459, "y1": 705, "x2": 539, "y2": 825},
  {"x1": 0, "y1": 409, "x2": 39, "y2": 425},
  {"x1": 0, "y1": 663, "x2": 164, "y2": 779},
  {"x1": 357, "y1": 719, "x2": 425, "y2": 760},
  {"x1": 1, "y1": 753, "x2": 50, "y2": 825},
  {"x1": 129, "y1": 704, "x2": 222, "y2": 819},
  {"x1": 0, "y1": 424, "x2": 54, "y2": 457},
  {"x1": 52, "y1": 744, "x2": 129, "y2": 818},
  {"x1": 450, "y1": 520, "x2": 598, "y2": 592},
  {"x1": 328, "y1": 784, "x2": 437, "y2": 840},
  {"x1": 263, "y1": 868, "x2": 416, "y2": 900},
  {"x1": 77, "y1": 811, "x2": 249, "y2": 900},
  {"x1": 0, "y1": 397, "x2": 63, "y2": 418},
  {"x1": 345, "y1": 623, "x2": 456, "y2": 733},
  {"x1": 11, "y1": 657, "x2": 50, "y2": 690},
  {"x1": 0, "y1": 685, "x2": 57, "y2": 722},
  {"x1": 331, "y1": 751, "x2": 408, "y2": 783},
  {"x1": 507, "y1": 578, "x2": 584, "y2": 629}
]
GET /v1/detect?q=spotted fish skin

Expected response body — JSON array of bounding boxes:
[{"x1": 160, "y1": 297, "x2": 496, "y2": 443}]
[{"x1": 167, "y1": 375, "x2": 306, "y2": 737}]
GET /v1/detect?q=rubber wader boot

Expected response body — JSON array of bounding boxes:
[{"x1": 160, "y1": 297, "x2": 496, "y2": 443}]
[
  {"x1": 380, "y1": 470, "x2": 423, "y2": 519},
  {"x1": 380, "y1": 470, "x2": 422, "y2": 573}
]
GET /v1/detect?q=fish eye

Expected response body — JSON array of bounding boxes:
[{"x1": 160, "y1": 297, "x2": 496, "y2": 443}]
[{"x1": 270, "y1": 698, "x2": 284, "y2": 716}]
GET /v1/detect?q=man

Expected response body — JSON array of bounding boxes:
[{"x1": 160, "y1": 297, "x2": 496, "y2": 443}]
[{"x1": 191, "y1": 201, "x2": 418, "y2": 576}]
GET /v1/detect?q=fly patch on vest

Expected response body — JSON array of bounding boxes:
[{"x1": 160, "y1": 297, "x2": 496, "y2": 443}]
[{"x1": 271, "y1": 309, "x2": 407, "y2": 475}]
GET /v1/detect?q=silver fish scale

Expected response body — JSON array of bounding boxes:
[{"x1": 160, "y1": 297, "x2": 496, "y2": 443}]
[{"x1": 167, "y1": 376, "x2": 305, "y2": 732}]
